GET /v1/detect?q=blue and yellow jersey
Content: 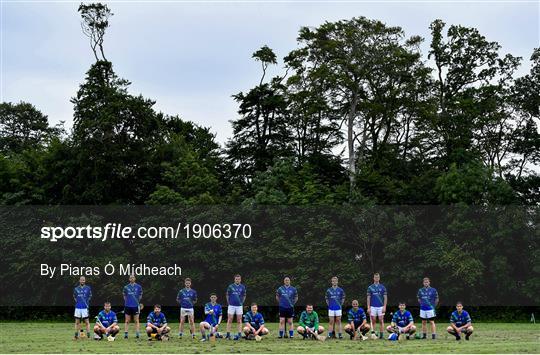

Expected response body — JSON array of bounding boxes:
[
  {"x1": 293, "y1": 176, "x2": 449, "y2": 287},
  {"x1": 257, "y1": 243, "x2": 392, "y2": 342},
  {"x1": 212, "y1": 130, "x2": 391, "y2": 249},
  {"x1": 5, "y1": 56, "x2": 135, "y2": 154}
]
[
  {"x1": 392, "y1": 310, "x2": 413, "y2": 327},
  {"x1": 451, "y1": 310, "x2": 471, "y2": 327},
  {"x1": 276, "y1": 285, "x2": 298, "y2": 309},
  {"x1": 226, "y1": 283, "x2": 246, "y2": 306},
  {"x1": 177, "y1": 287, "x2": 198, "y2": 308},
  {"x1": 73, "y1": 285, "x2": 92, "y2": 309},
  {"x1": 204, "y1": 302, "x2": 222, "y2": 326},
  {"x1": 97, "y1": 310, "x2": 118, "y2": 327},
  {"x1": 326, "y1": 286, "x2": 345, "y2": 310},
  {"x1": 243, "y1": 311, "x2": 264, "y2": 329},
  {"x1": 147, "y1": 311, "x2": 167, "y2": 326},
  {"x1": 347, "y1": 307, "x2": 367, "y2": 323},
  {"x1": 417, "y1": 287, "x2": 438, "y2": 311},
  {"x1": 367, "y1": 283, "x2": 387, "y2": 307},
  {"x1": 123, "y1": 283, "x2": 142, "y2": 307}
]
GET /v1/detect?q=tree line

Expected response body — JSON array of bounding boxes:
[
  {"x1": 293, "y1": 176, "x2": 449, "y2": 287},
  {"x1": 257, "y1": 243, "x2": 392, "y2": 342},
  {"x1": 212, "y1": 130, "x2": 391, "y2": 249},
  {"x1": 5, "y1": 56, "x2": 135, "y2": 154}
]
[{"x1": 0, "y1": 4, "x2": 538, "y2": 311}]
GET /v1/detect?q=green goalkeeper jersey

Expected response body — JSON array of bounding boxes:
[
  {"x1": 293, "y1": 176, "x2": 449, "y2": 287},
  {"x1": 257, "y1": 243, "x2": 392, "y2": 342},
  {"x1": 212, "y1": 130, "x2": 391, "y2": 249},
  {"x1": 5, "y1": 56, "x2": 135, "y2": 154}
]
[{"x1": 299, "y1": 310, "x2": 319, "y2": 329}]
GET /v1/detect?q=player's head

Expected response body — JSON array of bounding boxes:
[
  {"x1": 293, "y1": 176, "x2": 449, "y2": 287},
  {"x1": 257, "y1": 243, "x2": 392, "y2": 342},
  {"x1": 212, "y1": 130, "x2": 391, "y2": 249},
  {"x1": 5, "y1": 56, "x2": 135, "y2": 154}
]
[
  {"x1": 234, "y1": 274, "x2": 241, "y2": 284},
  {"x1": 251, "y1": 302, "x2": 258, "y2": 313},
  {"x1": 104, "y1": 301, "x2": 111, "y2": 312},
  {"x1": 284, "y1": 276, "x2": 291, "y2": 286},
  {"x1": 423, "y1": 277, "x2": 430, "y2": 287},
  {"x1": 210, "y1": 293, "x2": 217, "y2": 303},
  {"x1": 306, "y1": 304, "x2": 313, "y2": 313},
  {"x1": 351, "y1": 299, "x2": 359, "y2": 309},
  {"x1": 331, "y1": 276, "x2": 338, "y2": 286},
  {"x1": 398, "y1": 301, "x2": 406, "y2": 311},
  {"x1": 373, "y1": 273, "x2": 380, "y2": 283},
  {"x1": 79, "y1": 276, "x2": 86, "y2": 285},
  {"x1": 185, "y1": 278, "x2": 192, "y2": 288},
  {"x1": 129, "y1": 274, "x2": 136, "y2": 283},
  {"x1": 456, "y1": 302, "x2": 463, "y2": 312},
  {"x1": 154, "y1": 304, "x2": 162, "y2": 314}
]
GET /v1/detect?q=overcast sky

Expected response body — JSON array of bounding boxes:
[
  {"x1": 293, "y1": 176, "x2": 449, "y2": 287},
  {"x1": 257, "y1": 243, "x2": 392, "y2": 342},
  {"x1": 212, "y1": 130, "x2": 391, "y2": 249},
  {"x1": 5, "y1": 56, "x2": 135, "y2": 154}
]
[{"x1": 2, "y1": 1, "x2": 539, "y2": 144}]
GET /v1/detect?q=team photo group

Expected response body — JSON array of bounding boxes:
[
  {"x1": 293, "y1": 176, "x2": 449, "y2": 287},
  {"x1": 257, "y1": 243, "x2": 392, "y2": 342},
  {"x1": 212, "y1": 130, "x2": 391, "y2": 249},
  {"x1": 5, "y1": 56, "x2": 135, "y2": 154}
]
[{"x1": 73, "y1": 273, "x2": 474, "y2": 344}]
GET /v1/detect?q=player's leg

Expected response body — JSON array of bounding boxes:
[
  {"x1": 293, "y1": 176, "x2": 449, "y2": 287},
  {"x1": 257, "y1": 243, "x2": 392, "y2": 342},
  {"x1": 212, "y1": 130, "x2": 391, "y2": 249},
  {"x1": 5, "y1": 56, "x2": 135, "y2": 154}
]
[
  {"x1": 110, "y1": 325, "x2": 120, "y2": 337},
  {"x1": 235, "y1": 313, "x2": 243, "y2": 340},
  {"x1": 134, "y1": 313, "x2": 140, "y2": 338},
  {"x1": 407, "y1": 324, "x2": 417, "y2": 339},
  {"x1": 225, "y1": 308, "x2": 234, "y2": 339},
  {"x1": 84, "y1": 316, "x2": 91, "y2": 338},
  {"x1": 421, "y1": 318, "x2": 427, "y2": 339},
  {"x1": 297, "y1": 326, "x2": 307, "y2": 338},
  {"x1": 447, "y1": 326, "x2": 461, "y2": 340},
  {"x1": 74, "y1": 313, "x2": 81, "y2": 340},
  {"x1": 189, "y1": 313, "x2": 196, "y2": 338},
  {"x1": 378, "y1": 315, "x2": 385, "y2": 339},
  {"x1": 344, "y1": 323, "x2": 354, "y2": 339},
  {"x1": 199, "y1": 321, "x2": 210, "y2": 341},
  {"x1": 328, "y1": 311, "x2": 335, "y2": 338},
  {"x1": 430, "y1": 319, "x2": 437, "y2": 339},
  {"x1": 464, "y1": 326, "x2": 473, "y2": 340},
  {"x1": 260, "y1": 326, "x2": 269, "y2": 336},
  {"x1": 278, "y1": 316, "x2": 285, "y2": 338},
  {"x1": 335, "y1": 313, "x2": 343, "y2": 339},
  {"x1": 317, "y1": 325, "x2": 325, "y2": 335},
  {"x1": 124, "y1": 314, "x2": 131, "y2": 338},
  {"x1": 179, "y1": 310, "x2": 185, "y2": 337},
  {"x1": 243, "y1": 326, "x2": 252, "y2": 337},
  {"x1": 360, "y1": 323, "x2": 370, "y2": 337},
  {"x1": 146, "y1": 326, "x2": 154, "y2": 339},
  {"x1": 287, "y1": 316, "x2": 294, "y2": 338}
]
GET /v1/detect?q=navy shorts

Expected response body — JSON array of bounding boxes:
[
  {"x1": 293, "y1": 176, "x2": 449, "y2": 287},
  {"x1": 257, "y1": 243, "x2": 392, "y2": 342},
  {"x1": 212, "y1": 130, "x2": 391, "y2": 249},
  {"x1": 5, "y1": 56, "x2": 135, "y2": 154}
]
[
  {"x1": 124, "y1": 306, "x2": 140, "y2": 316},
  {"x1": 279, "y1": 307, "x2": 295, "y2": 318}
]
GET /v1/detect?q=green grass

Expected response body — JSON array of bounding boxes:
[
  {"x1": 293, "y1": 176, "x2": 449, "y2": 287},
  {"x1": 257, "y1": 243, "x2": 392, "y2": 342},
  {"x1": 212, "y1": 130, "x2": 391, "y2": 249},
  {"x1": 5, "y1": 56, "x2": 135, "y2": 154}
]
[{"x1": 0, "y1": 322, "x2": 539, "y2": 353}]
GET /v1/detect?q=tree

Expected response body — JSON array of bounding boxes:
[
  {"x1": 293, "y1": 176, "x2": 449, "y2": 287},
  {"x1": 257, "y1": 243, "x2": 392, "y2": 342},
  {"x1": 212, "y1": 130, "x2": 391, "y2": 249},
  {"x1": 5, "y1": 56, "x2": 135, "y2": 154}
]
[
  {"x1": 78, "y1": 2, "x2": 113, "y2": 61},
  {"x1": 0, "y1": 102, "x2": 62, "y2": 154}
]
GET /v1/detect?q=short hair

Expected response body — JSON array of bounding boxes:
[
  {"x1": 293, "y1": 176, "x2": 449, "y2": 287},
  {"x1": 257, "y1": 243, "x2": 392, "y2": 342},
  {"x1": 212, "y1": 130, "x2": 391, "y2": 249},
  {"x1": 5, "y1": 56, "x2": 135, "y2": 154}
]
[
  {"x1": 210, "y1": 293, "x2": 217, "y2": 297},
  {"x1": 373, "y1": 272, "x2": 380, "y2": 277},
  {"x1": 398, "y1": 301, "x2": 406, "y2": 305},
  {"x1": 306, "y1": 303, "x2": 313, "y2": 307},
  {"x1": 423, "y1": 277, "x2": 430, "y2": 281},
  {"x1": 456, "y1": 301, "x2": 463, "y2": 306},
  {"x1": 104, "y1": 301, "x2": 111, "y2": 305},
  {"x1": 234, "y1": 274, "x2": 241, "y2": 278},
  {"x1": 352, "y1": 299, "x2": 359, "y2": 304},
  {"x1": 251, "y1": 302, "x2": 258, "y2": 307},
  {"x1": 154, "y1": 304, "x2": 161, "y2": 309},
  {"x1": 185, "y1": 278, "x2": 191, "y2": 282}
]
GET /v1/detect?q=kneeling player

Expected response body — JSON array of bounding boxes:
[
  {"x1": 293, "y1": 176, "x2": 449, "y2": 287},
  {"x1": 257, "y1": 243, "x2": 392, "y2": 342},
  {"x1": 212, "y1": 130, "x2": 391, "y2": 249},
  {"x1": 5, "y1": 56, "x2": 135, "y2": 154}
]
[
  {"x1": 297, "y1": 304, "x2": 325, "y2": 340},
  {"x1": 386, "y1": 302, "x2": 416, "y2": 340},
  {"x1": 94, "y1": 302, "x2": 120, "y2": 340},
  {"x1": 146, "y1": 304, "x2": 171, "y2": 341},
  {"x1": 344, "y1": 300, "x2": 370, "y2": 340},
  {"x1": 200, "y1": 293, "x2": 223, "y2": 342},
  {"x1": 447, "y1": 302, "x2": 474, "y2": 341},
  {"x1": 243, "y1": 303, "x2": 269, "y2": 340}
]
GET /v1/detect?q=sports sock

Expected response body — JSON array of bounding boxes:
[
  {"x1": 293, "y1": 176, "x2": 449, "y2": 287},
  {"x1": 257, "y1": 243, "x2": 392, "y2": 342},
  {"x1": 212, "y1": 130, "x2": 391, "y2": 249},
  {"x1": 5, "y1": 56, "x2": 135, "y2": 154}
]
[
  {"x1": 74, "y1": 332, "x2": 78, "y2": 337},
  {"x1": 279, "y1": 330, "x2": 284, "y2": 337},
  {"x1": 226, "y1": 332, "x2": 230, "y2": 338},
  {"x1": 135, "y1": 331, "x2": 140, "y2": 338},
  {"x1": 289, "y1": 330, "x2": 294, "y2": 337},
  {"x1": 328, "y1": 331, "x2": 333, "y2": 338},
  {"x1": 338, "y1": 332, "x2": 342, "y2": 338},
  {"x1": 432, "y1": 333, "x2": 436, "y2": 339},
  {"x1": 422, "y1": 332, "x2": 427, "y2": 338},
  {"x1": 87, "y1": 332, "x2": 90, "y2": 338},
  {"x1": 179, "y1": 332, "x2": 183, "y2": 336}
]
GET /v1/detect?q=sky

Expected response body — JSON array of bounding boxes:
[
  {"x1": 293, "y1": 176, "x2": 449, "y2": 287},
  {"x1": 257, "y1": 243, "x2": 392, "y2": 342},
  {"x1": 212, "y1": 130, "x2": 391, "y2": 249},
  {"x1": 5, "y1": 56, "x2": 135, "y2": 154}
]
[{"x1": 2, "y1": 0, "x2": 539, "y2": 144}]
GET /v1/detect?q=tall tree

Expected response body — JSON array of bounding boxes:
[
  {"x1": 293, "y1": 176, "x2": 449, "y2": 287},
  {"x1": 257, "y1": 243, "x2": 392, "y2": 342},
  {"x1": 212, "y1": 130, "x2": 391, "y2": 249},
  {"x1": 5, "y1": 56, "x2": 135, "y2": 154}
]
[{"x1": 78, "y1": 2, "x2": 113, "y2": 61}]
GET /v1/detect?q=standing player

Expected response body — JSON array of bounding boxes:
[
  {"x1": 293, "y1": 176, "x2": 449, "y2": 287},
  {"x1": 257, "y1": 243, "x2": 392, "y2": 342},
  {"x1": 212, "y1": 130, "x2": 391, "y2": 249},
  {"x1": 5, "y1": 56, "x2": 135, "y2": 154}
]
[
  {"x1": 344, "y1": 299, "x2": 370, "y2": 340},
  {"x1": 146, "y1": 304, "x2": 170, "y2": 341},
  {"x1": 73, "y1": 276, "x2": 92, "y2": 340},
  {"x1": 417, "y1": 277, "x2": 439, "y2": 339},
  {"x1": 276, "y1": 276, "x2": 298, "y2": 339},
  {"x1": 386, "y1": 301, "x2": 416, "y2": 340},
  {"x1": 447, "y1": 302, "x2": 474, "y2": 341},
  {"x1": 367, "y1": 272, "x2": 387, "y2": 339},
  {"x1": 243, "y1": 303, "x2": 269, "y2": 340},
  {"x1": 177, "y1": 277, "x2": 198, "y2": 339},
  {"x1": 123, "y1": 274, "x2": 143, "y2": 339},
  {"x1": 326, "y1": 276, "x2": 345, "y2": 339},
  {"x1": 93, "y1": 301, "x2": 120, "y2": 340},
  {"x1": 297, "y1": 304, "x2": 325, "y2": 340},
  {"x1": 225, "y1": 274, "x2": 246, "y2": 340},
  {"x1": 199, "y1": 293, "x2": 223, "y2": 342}
]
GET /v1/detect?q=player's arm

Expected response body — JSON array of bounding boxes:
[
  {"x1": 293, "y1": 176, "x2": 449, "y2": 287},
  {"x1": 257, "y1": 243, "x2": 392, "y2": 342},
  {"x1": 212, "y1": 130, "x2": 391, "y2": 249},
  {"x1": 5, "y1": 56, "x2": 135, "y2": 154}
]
[
  {"x1": 216, "y1": 314, "x2": 223, "y2": 329},
  {"x1": 254, "y1": 317, "x2": 264, "y2": 335},
  {"x1": 244, "y1": 315, "x2": 254, "y2": 331},
  {"x1": 450, "y1": 315, "x2": 460, "y2": 333},
  {"x1": 366, "y1": 292, "x2": 371, "y2": 312},
  {"x1": 193, "y1": 291, "x2": 198, "y2": 305},
  {"x1": 383, "y1": 294, "x2": 388, "y2": 312},
  {"x1": 293, "y1": 290, "x2": 298, "y2": 305},
  {"x1": 73, "y1": 288, "x2": 77, "y2": 303},
  {"x1": 417, "y1": 289, "x2": 421, "y2": 305},
  {"x1": 88, "y1": 287, "x2": 92, "y2": 306},
  {"x1": 241, "y1": 287, "x2": 246, "y2": 304},
  {"x1": 434, "y1": 290, "x2": 439, "y2": 307},
  {"x1": 147, "y1": 315, "x2": 157, "y2": 329},
  {"x1": 341, "y1": 290, "x2": 345, "y2": 307},
  {"x1": 176, "y1": 291, "x2": 181, "y2": 305},
  {"x1": 226, "y1": 286, "x2": 230, "y2": 305},
  {"x1": 122, "y1": 286, "x2": 127, "y2": 303},
  {"x1": 325, "y1": 290, "x2": 329, "y2": 306},
  {"x1": 275, "y1": 289, "x2": 280, "y2": 304},
  {"x1": 299, "y1": 312, "x2": 306, "y2": 328}
]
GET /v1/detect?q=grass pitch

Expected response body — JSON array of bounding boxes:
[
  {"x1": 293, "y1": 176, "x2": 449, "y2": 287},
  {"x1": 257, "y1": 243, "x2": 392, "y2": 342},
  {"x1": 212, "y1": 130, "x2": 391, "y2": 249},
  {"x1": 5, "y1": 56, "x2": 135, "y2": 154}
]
[{"x1": 0, "y1": 322, "x2": 539, "y2": 353}]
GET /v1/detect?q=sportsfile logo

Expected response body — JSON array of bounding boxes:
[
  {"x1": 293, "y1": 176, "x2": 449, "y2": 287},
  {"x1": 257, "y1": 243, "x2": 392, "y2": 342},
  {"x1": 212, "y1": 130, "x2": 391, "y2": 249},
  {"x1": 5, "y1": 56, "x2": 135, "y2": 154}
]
[{"x1": 40, "y1": 223, "x2": 252, "y2": 242}]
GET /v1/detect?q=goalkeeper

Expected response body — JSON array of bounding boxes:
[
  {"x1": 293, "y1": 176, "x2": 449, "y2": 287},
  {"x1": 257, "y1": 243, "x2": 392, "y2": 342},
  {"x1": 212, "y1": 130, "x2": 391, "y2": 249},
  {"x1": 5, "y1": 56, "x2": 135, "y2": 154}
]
[{"x1": 297, "y1": 304, "x2": 325, "y2": 339}]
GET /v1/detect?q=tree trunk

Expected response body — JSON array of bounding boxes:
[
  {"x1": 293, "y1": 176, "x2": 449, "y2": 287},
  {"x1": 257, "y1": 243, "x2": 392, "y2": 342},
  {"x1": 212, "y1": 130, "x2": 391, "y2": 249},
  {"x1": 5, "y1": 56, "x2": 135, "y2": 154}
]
[{"x1": 347, "y1": 94, "x2": 359, "y2": 192}]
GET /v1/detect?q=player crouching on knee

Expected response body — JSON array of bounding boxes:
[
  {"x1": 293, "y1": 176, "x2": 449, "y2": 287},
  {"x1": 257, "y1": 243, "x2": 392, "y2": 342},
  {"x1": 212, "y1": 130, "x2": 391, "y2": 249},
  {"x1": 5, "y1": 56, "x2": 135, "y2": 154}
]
[
  {"x1": 200, "y1": 293, "x2": 223, "y2": 342},
  {"x1": 146, "y1": 304, "x2": 171, "y2": 341},
  {"x1": 386, "y1": 302, "x2": 416, "y2": 340},
  {"x1": 243, "y1": 303, "x2": 269, "y2": 340},
  {"x1": 94, "y1": 301, "x2": 119, "y2": 341},
  {"x1": 344, "y1": 299, "x2": 370, "y2": 340},
  {"x1": 297, "y1": 304, "x2": 325, "y2": 340},
  {"x1": 447, "y1": 302, "x2": 474, "y2": 341}
]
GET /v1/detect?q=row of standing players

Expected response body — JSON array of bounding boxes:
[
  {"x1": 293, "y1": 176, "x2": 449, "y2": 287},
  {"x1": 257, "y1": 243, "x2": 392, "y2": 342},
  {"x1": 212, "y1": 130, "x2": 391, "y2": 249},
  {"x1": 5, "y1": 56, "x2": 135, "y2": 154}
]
[{"x1": 73, "y1": 273, "x2": 474, "y2": 342}]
